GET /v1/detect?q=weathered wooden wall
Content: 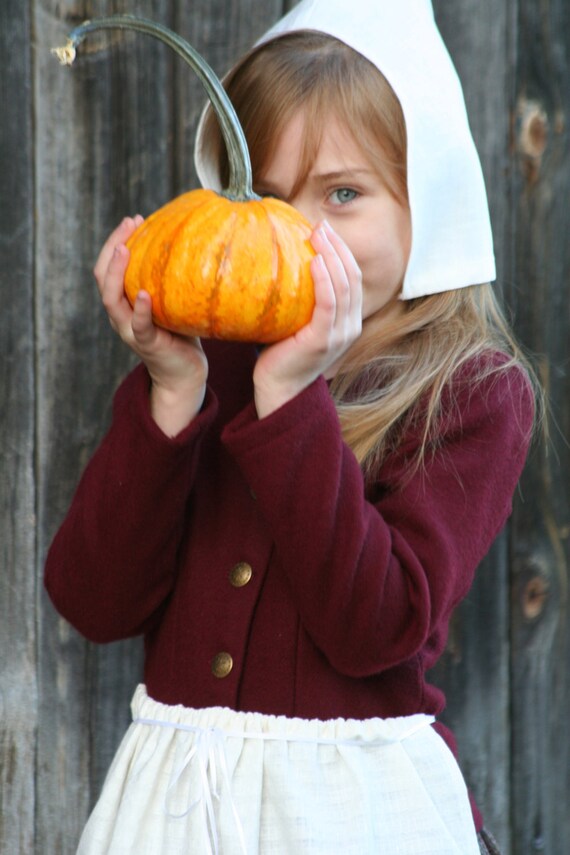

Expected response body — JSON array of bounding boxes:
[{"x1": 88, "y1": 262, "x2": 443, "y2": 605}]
[{"x1": 0, "y1": 1, "x2": 568, "y2": 853}]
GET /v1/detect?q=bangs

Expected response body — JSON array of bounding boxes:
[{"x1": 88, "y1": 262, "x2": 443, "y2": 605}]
[{"x1": 202, "y1": 31, "x2": 407, "y2": 204}]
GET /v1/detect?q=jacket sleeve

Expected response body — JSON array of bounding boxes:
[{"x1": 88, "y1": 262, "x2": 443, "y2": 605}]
[
  {"x1": 44, "y1": 363, "x2": 219, "y2": 642},
  {"x1": 221, "y1": 364, "x2": 535, "y2": 677}
]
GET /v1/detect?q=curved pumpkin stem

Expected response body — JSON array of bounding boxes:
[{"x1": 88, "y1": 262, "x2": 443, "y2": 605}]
[{"x1": 52, "y1": 15, "x2": 257, "y2": 202}]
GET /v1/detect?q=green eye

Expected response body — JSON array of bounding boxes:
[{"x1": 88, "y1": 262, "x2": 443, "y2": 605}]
[{"x1": 331, "y1": 188, "x2": 358, "y2": 205}]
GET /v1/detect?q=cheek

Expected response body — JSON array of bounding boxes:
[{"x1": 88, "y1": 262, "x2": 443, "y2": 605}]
[
  {"x1": 359, "y1": 237, "x2": 410, "y2": 318},
  {"x1": 360, "y1": 237, "x2": 406, "y2": 288}
]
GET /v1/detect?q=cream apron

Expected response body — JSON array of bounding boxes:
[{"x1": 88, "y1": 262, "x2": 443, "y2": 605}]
[{"x1": 77, "y1": 685, "x2": 480, "y2": 854}]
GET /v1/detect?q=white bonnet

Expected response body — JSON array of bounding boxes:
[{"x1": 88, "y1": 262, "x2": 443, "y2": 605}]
[{"x1": 194, "y1": 0, "x2": 496, "y2": 300}]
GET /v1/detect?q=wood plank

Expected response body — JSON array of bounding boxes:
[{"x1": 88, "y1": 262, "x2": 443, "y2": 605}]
[
  {"x1": 33, "y1": 1, "x2": 174, "y2": 849},
  {"x1": 430, "y1": 1, "x2": 513, "y2": 846},
  {"x1": 0, "y1": 2, "x2": 36, "y2": 853},
  {"x1": 510, "y1": 0, "x2": 570, "y2": 851}
]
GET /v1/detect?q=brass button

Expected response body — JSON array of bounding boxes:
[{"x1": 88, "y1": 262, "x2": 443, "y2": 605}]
[
  {"x1": 211, "y1": 652, "x2": 233, "y2": 678},
  {"x1": 229, "y1": 562, "x2": 253, "y2": 588}
]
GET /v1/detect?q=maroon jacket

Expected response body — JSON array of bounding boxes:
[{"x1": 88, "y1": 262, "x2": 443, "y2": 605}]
[{"x1": 45, "y1": 340, "x2": 534, "y2": 830}]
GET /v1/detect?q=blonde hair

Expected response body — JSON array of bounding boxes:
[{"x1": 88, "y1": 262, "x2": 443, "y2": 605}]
[{"x1": 202, "y1": 31, "x2": 539, "y2": 480}]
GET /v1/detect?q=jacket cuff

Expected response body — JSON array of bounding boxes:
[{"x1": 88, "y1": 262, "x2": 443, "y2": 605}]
[
  {"x1": 115, "y1": 362, "x2": 219, "y2": 453},
  {"x1": 221, "y1": 375, "x2": 335, "y2": 452}
]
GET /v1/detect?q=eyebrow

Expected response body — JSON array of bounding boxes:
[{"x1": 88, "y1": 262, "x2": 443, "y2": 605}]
[
  {"x1": 255, "y1": 168, "x2": 375, "y2": 198},
  {"x1": 310, "y1": 169, "x2": 375, "y2": 181}
]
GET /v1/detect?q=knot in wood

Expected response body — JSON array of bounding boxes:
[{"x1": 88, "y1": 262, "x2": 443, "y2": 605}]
[
  {"x1": 517, "y1": 98, "x2": 549, "y2": 184},
  {"x1": 522, "y1": 575, "x2": 549, "y2": 620}
]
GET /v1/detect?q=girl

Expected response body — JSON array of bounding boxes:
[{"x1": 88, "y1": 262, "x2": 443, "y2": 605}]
[{"x1": 45, "y1": 1, "x2": 537, "y2": 853}]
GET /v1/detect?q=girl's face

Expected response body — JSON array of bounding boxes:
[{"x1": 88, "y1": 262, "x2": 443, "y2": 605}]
[{"x1": 255, "y1": 111, "x2": 412, "y2": 322}]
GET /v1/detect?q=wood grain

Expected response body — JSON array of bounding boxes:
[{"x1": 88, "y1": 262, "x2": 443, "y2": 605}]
[
  {"x1": 0, "y1": 2, "x2": 37, "y2": 852},
  {"x1": 510, "y1": 0, "x2": 570, "y2": 850}
]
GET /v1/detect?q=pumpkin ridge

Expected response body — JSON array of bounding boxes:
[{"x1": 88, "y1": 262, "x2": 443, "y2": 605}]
[
  {"x1": 209, "y1": 209, "x2": 239, "y2": 338},
  {"x1": 263, "y1": 204, "x2": 310, "y2": 340},
  {"x1": 135, "y1": 198, "x2": 201, "y2": 326},
  {"x1": 156, "y1": 215, "x2": 195, "y2": 328},
  {"x1": 157, "y1": 193, "x2": 218, "y2": 329},
  {"x1": 125, "y1": 193, "x2": 211, "y2": 326},
  {"x1": 254, "y1": 205, "x2": 284, "y2": 341}
]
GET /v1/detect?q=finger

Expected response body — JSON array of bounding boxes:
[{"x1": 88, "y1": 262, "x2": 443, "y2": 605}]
[
  {"x1": 100, "y1": 244, "x2": 135, "y2": 332},
  {"x1": 306, "y1": 252, "x2": 337, "y2": 335},
  {"x1": 94, "y1": 216, "x2": 142, "y2": 286},
  {"x1": 311, "y1": 225, "x2": 350, "y2": 318},
  {"x1": 320, "y1": 221, "x2": 363, "y2": 320},
  {"x1": 93, "y1": 215, "x2": 143, "y2": 288},
  {"x1": 322, "y1": 221, "x2": 360, "y2": 281}
]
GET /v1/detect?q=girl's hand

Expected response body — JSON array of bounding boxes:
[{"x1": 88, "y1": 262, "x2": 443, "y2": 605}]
[
  {"x1": 253, "y1": 220, "x2": 363, "y2": 418},
  {"x1": 94, "y1": 217, "x2": 209, "y2": 436}
]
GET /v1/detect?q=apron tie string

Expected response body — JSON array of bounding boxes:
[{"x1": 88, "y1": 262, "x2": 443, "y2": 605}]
[
  {"x1": 162, "y1": 724, "x2": 248, "y2": 855},
  {"x1": 135, "y1": 713, "x2": 435, "y2": 855}
]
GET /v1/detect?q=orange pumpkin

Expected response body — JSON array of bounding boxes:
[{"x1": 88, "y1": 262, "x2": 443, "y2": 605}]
[
  {"x1": 124, "y1": 191, "x2": 315, "y2": 343},
  {"x1": 53, "y1": 15, "x2": 316, "y2": 343}
]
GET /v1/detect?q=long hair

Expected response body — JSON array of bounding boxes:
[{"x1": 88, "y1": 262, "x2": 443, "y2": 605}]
[{"x1": 201, "y1": 31, "x2": 540, "y2": 479}]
